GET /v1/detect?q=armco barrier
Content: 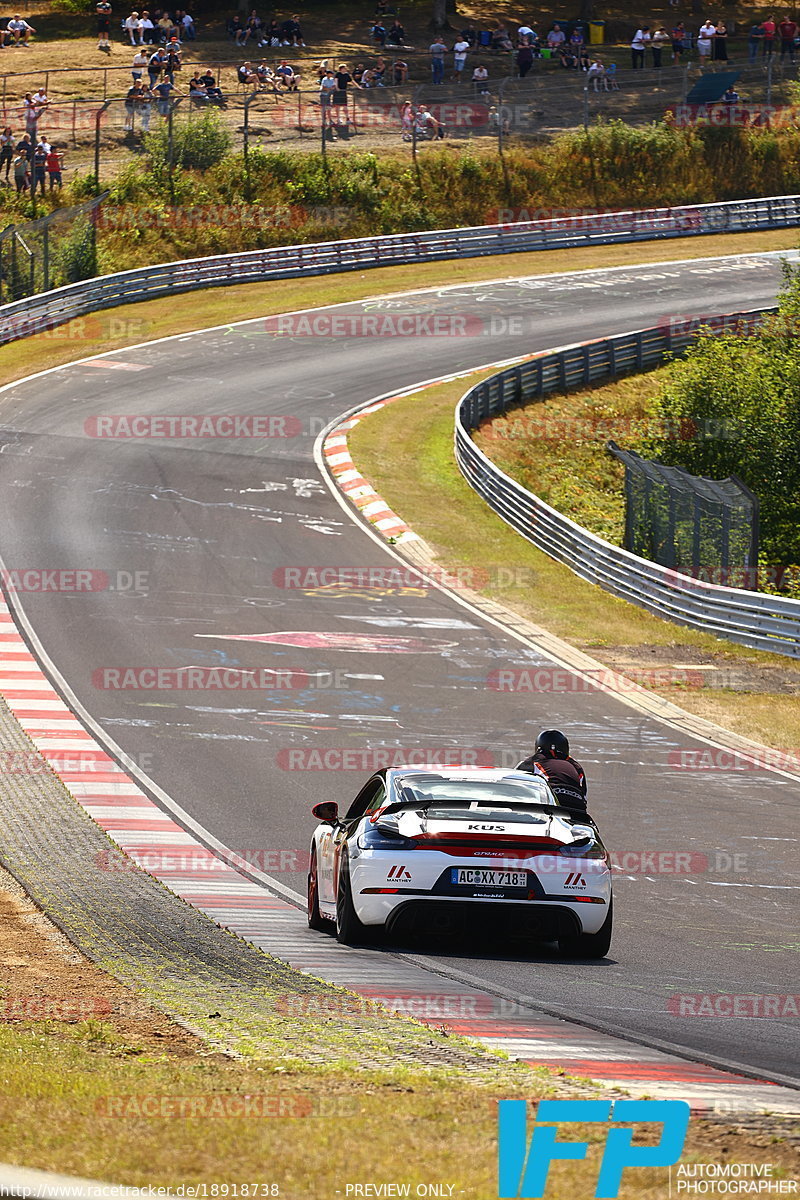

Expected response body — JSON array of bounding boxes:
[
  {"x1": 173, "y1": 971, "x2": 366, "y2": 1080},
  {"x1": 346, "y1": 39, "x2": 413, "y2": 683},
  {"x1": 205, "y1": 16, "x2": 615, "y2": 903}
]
[
  {"x1": 454, "y1": 309, "x2": 800, "y2": 660},
  {"x1": 2, "y1": 194, "x2": 800, "y2": 347}
]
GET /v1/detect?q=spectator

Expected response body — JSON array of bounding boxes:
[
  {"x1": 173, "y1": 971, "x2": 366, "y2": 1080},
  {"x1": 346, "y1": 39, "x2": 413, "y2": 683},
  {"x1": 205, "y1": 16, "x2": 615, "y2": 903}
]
[
  {"x1": 652, "y1": 27, "x2": 669, "y2": 66},
  {"x1": 491, "y1": 21, "x2": 513, "y2": 50},
  {"x1": 319, "y1": 68, "x2": 336, "y2": 123},
  {"x1": 371, "y1": 21, "x2": 386, "y2": 46},
  {"x1": 280, "y1": 14, "x2": 304, "y2": 46},
  {"x1": 132, "y1": 47, "x2": 148, "y2": 80},
  {"x1": 124, "y1": 79, "x2": 143, "y2": 127},
  {"x1": 558, "y1": 43, "x2": 577, "y2": 68},
  {"x1": 140, "y1": 10, "x2": 155, "y2": 42},
  {"x1": 748, "y1": 21, "x2": 764, "y2": 61},
  {"x1": 97, "y1": 0, "x2": 112, "y2": 51},
  {"x1": 392, "y1": 58, "x2": 408, "y2": 84},
  {"x1": 188, "y1": 72, "x2": 208, "y2": 102},
  {"x1": 153, "y1": 74, "x2": 178, "y2": 115},
  {"x1": 713, "y1": 20, "x2": 728, "y2": 60},
  {"x1": 516, "y1": 41, "x2": 533, "y2": 76},
  {"x1": 242, "y1": 9, "x2": 260, "y2": 44},
  {"x1": 587, "y1": 57, "x2": 606, "y2": 88},
  {"x1": 697, "y1": 18, "x2": 715, "y2": 64},
  {"x1": 164, "y1": 36, "x2": 181, "y2": 81},
  {"x1": 400, "y1": 98, "x2": 413, "y2": 140},
  {"x1": 430, "y1": 36, "x2": 447, "y2": 83},
  {"x1": 275, "y1": 59, "x2": 298, "y2": 89},
  {"x1": 13, "y1": 152, "x2": 29, "y2": 192},
  {"x1": 23, "y1": 93, "x2": 40, "y2": 137},
  {"x1": 488, "y1": 105, "x2": 509, "y2": 135},
  {"x1": 361, "y1": 67, "x2": 376, "y2": 86},
  {"x1": 415, "y1": 102, "x2": 440, "y2": 139},
  {"x1": 387, "y1": 21, "x2": 404, "y2": 45},
  {"x1": 472, "y1": 62, "x2": 489, "y2": 92},
  {"x1": 181, "y1": 11, "x2": 195, "y2": 40},
  {"x1": 31, "y1": 139, "x2": 47, "y2": 194},
  {"x1": 124, "y1": 10, "x2": 141, "y2": 44},
  {"x1": 518, "y1": 22, "x2": 535, "y2": 41},
  {"x1": 630, "y1": 25, "x2": 650, "y2": 68},
  {"x1": 147, "y1": 46, "x2": 166, "y2": 87},
  {"x1": 352, "y1": 62, "x2": 365, "y2": 84},
  {"x1": 333, "y1": 61, "x2": 356, "y2": 135},
  {"x1": 200, "y1": 69, "x2": 225, "y2": 104},
  {"x1": 578, "y1": 46, "x2": 591, "y2": 70},
  {"x1": 255, "y1": 60, "x2": 278, "y2": 91},
  {"x1": 237, "y1": 61, "x2": 257, "y2": 85},
  {"x1": 569, "y1": 26, "x2": 583, "y2": 51},
  {"x1": 453, "y1": 34, "x2": 469, "y2": 78},
  {"x1": 156, "y1": 12, "x2": 173, "y2": 40},
  {"x1": 0, "y1": 126, "x2": 13, "y2": 182},
  {"x1": 779, "y1": 14, "x2": 797, "y2": 62},
  {"x1": 372, "y1": 54, "x2": 386, "y2": 83},
  {"x1": 721, "y1": 85, "x2": 739, "y2": 103},
  {"x1": 8, "y1": 14, "x2": 35, "y2": 45},
  {"x1": 762, "y1": 14, "x2": 776, "y2": 56},
  {"x1": 228, "y1": 14, "x2": 245, "y2": 42},
  {"x1": 261, "y1": 18, "x2": 280, "y2": 45},
  {"x1": 32, "y1": 86, "x2": 49, "y2": 113},
  {"x1": 547, "y1": 23, "x2": 566, "y2": 50},
  {"x1": 14, "y1": 132, "x2": 32, "y2": 160},
  {"x1": 672, "y1": 21, "x2": 687, "y2": 63}
]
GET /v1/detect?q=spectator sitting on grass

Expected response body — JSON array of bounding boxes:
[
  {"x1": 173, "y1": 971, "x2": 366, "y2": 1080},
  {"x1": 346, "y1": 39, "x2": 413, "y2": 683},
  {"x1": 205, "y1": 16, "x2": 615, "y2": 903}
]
[
  {"x1": 275, "y1": 59, "x2": 299, "y2": 89},
  {"x1": 371, "y1": 21, "x2": 386, "y2": 45},
  {"x1": 124, "y1": 11, "x2": 142, "y2": 44},
  {"x1": 387, "y1": 20, "x2": 404, "y2": 45},
  {"x1": 242, "y1": 9, "x2": 261, "y2": 44},
  {"x1": 372, "y1": 54, "x2": 387, "y2": 83},
  {"x1": 558, "y1": 44, "x2": 577, "y2": 67},
  {"x1": 392, "y1": 58, "x2": 408, "y2": 84},
  {"x1": 280, "y1": 15, "x2": 305, "y2": 46},
  {"x1": 721, "y1": 84, "x2": 740, "y2": 103},
  {"x1": 261, "y1": 18, "x2": 279, "y2": 45},
  {"x1": 360, "y1": 67, "x2": 377, "y2": 86},
  {"x1": 228, "y1": 14, "x2": 245, "y2": 41},
  {"x1": 8, "y1": 14, "x2": 35, "y2": 45},
  {"x1": 139, "y1": 10, "x2": 155, "y2": 42},
  {"x1": 156, "y1": 13, "x2": 173, "y2": 40}
]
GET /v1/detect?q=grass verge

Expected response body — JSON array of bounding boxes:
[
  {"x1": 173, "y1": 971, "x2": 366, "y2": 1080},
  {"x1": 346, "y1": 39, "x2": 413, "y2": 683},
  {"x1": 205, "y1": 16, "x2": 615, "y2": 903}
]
[{"x1": 348, "y1": 369, "x2": 800, "y2": 749}]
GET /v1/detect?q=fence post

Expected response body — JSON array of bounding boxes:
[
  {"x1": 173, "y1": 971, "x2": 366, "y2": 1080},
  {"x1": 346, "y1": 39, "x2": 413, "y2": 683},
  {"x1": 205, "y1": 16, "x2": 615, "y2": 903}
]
[
  {"x1": 103, "y1": 68, "x2": 107, "y2": 99},
  {"x1": 167, "y1": 99, "x2": 176, "y2": 202},
  {"x1": 42, "y1": 220, "x2": 49, "y2": 292}
]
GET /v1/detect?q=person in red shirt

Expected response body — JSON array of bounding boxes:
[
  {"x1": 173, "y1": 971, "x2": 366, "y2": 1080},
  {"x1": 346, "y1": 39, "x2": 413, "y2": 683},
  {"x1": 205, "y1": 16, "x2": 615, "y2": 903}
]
[
  {"x1": 45, "y1": 147, "x2": 62, "y2": 189},
  {"x1": 778, "y1": 14, "x2": 798, "y2": 61},
  {"x1": 761, "y1": 14, "x2": 776, "y2": 56}
]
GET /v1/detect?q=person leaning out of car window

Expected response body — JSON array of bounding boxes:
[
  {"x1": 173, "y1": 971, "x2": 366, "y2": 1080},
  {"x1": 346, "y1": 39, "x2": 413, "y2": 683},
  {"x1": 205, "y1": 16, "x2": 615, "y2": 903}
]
[{"x1": 517, "y1": 729, "x2": 587, "y2": 811}]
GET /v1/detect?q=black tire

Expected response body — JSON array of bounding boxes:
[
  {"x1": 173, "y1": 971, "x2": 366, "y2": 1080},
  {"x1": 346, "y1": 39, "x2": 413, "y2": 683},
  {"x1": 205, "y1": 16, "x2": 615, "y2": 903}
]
[
  {"x1": 558, "y1": 898, "x2": 613, "y2": 959},
  {"x1": 335, "y1": 851, "x2": 371, "y2": 945},
  {"x1": 307, "y1": 846, "x2": 330, "y2": 932}
]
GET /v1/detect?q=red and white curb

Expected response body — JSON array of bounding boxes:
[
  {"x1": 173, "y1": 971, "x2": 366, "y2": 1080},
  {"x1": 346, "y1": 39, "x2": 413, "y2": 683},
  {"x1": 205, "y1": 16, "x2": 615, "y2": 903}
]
[
  {"x1": 323, "y1": 400, "x2": 419, "y2": 543},
  {"x1": 1, "y1": 594, "x2": 798, "y2": 1115}
]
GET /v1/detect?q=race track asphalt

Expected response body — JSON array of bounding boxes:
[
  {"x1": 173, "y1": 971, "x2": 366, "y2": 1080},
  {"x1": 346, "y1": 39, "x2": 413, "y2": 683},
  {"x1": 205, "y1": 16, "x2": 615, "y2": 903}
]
[{"x1": 0, "y1": 250, "x2": 797, "y2": 1082}]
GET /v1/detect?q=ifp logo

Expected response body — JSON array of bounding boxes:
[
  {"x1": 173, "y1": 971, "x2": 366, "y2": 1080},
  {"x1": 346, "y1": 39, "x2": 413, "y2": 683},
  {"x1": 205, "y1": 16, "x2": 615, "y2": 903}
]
[{"x1": 498, "y1": 1099, "x2": 690, "y2": 1198}]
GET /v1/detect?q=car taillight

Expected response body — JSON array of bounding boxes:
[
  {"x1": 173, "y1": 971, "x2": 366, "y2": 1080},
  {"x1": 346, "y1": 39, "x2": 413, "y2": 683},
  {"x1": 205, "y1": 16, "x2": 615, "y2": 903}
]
[
  {"x1": 559, "y1": 838, "x2": 608, "y2": 860},
  {"x1": 356, "y1": 827, "x2": 416, "y2": 851}
]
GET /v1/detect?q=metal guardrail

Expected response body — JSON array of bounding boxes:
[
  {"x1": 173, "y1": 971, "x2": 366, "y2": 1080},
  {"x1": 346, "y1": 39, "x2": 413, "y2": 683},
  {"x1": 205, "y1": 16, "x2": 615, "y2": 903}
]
[
  {"x1": 2, "y1": 194, "x2": 800, "y2": 347},
  {"x1": 454, "y1": 308, "x2": 800, "y2": 660}
]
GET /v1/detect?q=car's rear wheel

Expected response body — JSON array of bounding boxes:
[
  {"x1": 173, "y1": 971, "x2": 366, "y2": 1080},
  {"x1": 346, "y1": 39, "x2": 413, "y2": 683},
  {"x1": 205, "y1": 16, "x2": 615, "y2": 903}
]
[
  {"x1": 307, "y1": 846, "x2": 330, "y2": 932},
  {"x1": 558, "y1": 898, "x2": 613, "y2": 959},
  {"x1": 335, "y1": 851, "x2": 371, "y2": 945}
]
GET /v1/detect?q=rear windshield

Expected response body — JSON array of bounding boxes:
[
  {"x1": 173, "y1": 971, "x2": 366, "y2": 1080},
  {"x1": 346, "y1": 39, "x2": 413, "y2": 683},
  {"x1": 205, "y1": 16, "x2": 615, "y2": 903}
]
[{"x1": 397, "y1": 776, "x2": 556, "y2": 812}]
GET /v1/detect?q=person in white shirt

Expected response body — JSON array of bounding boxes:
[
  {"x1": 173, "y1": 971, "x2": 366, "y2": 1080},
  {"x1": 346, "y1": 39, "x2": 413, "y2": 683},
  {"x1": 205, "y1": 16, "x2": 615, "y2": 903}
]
[
  {"x1": 697, "y1": 19, "x2": 716, "y2": 62},
  {"x1": 139, "y1": 11, "x2": 154, "y2": 43},
  {"x1": 124, "y1": 11, "x2": 142, "y2": 44},
  {"x1": 132, "y1": 48, "x2": 148, "y2": 80},
  {"x1": 472, "y1": 63, "x2": 489, "y2": 93},
  {"x1": 8, "y1": 15, "x2": 35, "y2": 45},
  {"x1": 587, "y1": 57, "x2": 606, "y2": 89},
  {"x1": 181, "y1": 12, "x2": 195, "y2": 40},
  {"x1": 518, "y1": 24, "x2": 535, "y2": 40},
  {"x1": 630, "y1": 25, "x2": 650, "y2": 67},
  {"x1": 452, "y1": 37, "x2": 469, "y2": 78}
]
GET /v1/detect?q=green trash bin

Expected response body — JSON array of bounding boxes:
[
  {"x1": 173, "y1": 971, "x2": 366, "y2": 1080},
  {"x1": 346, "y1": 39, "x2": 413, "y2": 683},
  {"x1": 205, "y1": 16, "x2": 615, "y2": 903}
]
[{"x1": 589, "y1": 19, "x2": 604, "y2": 44}]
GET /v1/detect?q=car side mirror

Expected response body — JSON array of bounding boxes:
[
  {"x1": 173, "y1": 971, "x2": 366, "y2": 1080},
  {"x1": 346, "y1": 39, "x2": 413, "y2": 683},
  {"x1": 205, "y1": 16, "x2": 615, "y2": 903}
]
[{"x1": 312, "y1": 801, "x2": 338, "y2": 824}]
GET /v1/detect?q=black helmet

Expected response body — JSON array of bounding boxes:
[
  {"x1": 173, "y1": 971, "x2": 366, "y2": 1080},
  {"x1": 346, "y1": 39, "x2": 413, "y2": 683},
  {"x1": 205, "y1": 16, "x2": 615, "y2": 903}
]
[{"x1": 535, "y1": 729, "x2": 570, "y2": 758}]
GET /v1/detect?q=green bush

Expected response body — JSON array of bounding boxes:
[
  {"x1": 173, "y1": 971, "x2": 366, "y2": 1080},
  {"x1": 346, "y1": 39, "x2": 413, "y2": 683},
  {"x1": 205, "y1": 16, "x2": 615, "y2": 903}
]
[
  {"x1": 145, "y1": 109, "x2": 232, "y2": 173},
  {"x1": 639, "y1": 264, "x2": 800, "y2": 571}
]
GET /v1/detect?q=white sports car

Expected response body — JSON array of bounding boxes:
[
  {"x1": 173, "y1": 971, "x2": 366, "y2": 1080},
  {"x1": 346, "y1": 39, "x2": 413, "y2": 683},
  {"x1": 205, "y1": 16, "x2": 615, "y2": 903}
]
[{"x1": 307, "y1": 766, "x2": 613, "y2": 958}]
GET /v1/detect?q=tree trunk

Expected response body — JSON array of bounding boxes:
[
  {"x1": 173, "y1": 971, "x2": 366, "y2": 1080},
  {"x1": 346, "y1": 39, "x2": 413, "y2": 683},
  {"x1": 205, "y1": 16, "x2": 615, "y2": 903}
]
[{"x1": 430, "y1": 0, "x2": 454, "y2": 32}]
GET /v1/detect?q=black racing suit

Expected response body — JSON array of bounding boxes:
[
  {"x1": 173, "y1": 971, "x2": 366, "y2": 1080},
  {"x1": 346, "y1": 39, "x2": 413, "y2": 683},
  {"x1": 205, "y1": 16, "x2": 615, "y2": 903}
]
[{"x1": 517, "y1": 750, "x2": 587, "y2": 811}]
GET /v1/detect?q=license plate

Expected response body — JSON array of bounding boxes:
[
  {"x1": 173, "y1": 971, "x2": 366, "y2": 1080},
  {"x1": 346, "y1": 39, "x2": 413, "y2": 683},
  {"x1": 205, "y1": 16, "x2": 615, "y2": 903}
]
[{"x1": 451, "y1": 868, "x2": 527, "y2": 888}]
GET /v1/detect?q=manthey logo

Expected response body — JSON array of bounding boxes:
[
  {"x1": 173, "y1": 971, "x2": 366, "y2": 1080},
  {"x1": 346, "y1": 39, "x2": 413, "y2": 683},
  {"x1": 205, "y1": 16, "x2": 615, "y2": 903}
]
[
  {"x1": 498, "y1": 1099, "x2": 690, "y2": 1197},
  {"x1": 563, "y1": 872, "x2": 586, "y2": 889},
  {"x1": 387, "y1": 865, "x2": 412, "y2": 882}
]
